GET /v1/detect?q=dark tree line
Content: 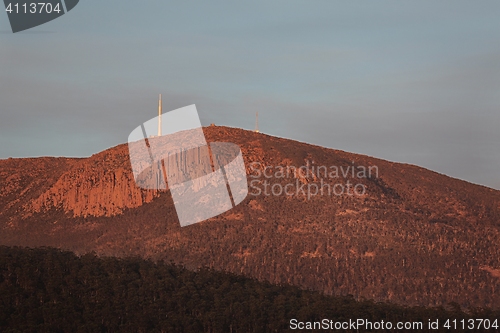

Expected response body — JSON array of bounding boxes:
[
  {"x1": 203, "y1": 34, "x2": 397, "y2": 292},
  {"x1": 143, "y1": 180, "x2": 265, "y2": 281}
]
[{"x1": 0, "y1": 246, "x2": 499, "y2": 332}]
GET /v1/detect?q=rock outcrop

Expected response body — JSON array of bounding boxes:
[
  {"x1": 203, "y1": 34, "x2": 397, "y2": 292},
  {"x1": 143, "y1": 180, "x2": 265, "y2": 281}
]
[{"x1": 28, "y1": 146, "x2": 160, "y2": 217}]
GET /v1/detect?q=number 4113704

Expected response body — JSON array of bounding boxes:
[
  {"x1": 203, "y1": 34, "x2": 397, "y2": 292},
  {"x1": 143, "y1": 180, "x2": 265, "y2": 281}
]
[
  {"x1": 6, "y1": 2, "x2": 62, "y2": 14},
  {"x1": 444, "y1": 319, "x2": 498, "y2": 330}
]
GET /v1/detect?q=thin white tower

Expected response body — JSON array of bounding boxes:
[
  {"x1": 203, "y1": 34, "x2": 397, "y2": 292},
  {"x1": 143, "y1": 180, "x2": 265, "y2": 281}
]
[
  {"x1": 158, "y1": 94, "x2": 162, "y2": 136},
  {"x1": 255, "y1": 112, "x2": 259, "y2": 133}
]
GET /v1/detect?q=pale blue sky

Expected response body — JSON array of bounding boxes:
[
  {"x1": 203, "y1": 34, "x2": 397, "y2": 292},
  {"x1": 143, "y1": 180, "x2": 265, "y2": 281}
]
[{"x1": 1, "y1": 1, "x2": 499, "y2": 189}]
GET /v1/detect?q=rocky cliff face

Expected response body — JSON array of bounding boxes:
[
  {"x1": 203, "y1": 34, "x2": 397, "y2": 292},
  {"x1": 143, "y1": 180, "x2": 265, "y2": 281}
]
[
  {"x1": 20, "y1": 128, "x2": 311, "y2": 219},
  {"x1": 26, "y1": 146, "x2": 160, "y2": 218}
]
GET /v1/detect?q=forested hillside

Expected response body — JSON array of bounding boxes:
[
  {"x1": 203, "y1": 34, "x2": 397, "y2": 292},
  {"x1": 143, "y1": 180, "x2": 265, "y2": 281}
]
[{"x1": 1, "y1": 247, "x2": 499, "y2": 332}]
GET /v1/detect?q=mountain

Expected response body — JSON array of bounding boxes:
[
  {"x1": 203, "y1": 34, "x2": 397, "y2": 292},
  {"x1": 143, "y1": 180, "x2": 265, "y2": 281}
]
[{"x1": 1, "y1": 126, "x2": 499, "y2": 309}]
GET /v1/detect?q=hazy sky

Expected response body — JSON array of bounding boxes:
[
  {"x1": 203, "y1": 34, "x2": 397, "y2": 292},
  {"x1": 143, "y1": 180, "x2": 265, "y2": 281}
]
[{"x1": 1, "y1": 1, "x2": 499, "y2": 189}]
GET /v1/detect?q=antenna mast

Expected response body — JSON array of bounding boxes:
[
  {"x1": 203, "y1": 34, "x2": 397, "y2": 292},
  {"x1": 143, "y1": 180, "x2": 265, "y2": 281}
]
[
  {"x1": 255, "y1": 112, "x2": 259, "y2": 133},
  {"x1": 158, "y1": 94, "x2": 162, "y2": 136}
]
